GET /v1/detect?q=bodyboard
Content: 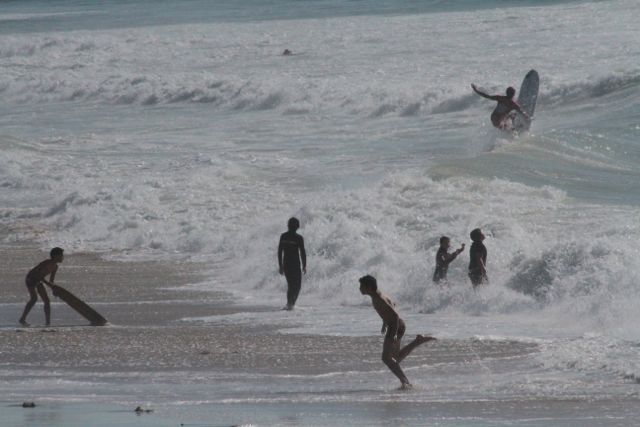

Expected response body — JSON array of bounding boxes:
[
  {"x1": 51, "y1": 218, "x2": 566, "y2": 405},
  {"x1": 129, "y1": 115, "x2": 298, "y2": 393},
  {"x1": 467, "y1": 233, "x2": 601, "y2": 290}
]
[
  {"x1": 513, "y1": 69, "x2": 539, "y2": 132},
  {"x1": 50, "y1": 284, "x2": 107, "y2": 326}
]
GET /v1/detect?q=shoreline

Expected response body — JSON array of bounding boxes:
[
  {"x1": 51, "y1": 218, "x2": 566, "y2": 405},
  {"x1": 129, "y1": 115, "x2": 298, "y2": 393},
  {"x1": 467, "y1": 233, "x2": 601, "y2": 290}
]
[{"x1": 2, "y1": 244, "x2": 640, "y2": 426}]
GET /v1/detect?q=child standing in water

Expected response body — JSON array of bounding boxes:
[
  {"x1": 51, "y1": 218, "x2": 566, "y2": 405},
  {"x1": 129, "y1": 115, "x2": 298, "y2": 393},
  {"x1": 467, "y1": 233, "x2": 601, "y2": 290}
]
[
  {"x1": 19, "y1": 247, "x2": 64, "y2": 326},
  {"x1": 277, "y1": 217, "x2": 306, "y2": 310},
  {"x1": 433, "y1": 236, "x2": 465, "y2": 283},
  {"x1": 468, "y1": 229, "x2": 488, "y2": 288}
]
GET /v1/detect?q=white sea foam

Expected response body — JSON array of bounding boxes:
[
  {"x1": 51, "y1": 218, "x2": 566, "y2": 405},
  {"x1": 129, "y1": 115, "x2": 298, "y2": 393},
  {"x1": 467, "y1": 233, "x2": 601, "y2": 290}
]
[
  {"x1": 1, "y1": 2, "x2": 639, "y2": 117},
  {"x1": 2, "y1": 0, "x2": 640, "y2": 411}
]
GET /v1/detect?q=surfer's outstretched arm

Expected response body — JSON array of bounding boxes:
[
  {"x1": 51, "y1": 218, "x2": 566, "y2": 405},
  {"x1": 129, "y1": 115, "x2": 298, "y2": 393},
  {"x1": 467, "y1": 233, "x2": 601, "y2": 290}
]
[{"x1": 471, "y1": 84, "x2": 498, "y2": 100}]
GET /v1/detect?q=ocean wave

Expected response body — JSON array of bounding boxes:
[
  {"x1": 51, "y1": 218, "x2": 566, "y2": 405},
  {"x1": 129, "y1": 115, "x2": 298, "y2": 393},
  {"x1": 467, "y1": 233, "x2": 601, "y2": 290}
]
[
  {"x1": 3, "y1": 67, "x2": 638, "y2": 120},
  {"x1": 1, "y1": 24, "x2": 638, "y2": 119},
  {"x1": 0, "y1": 11, "x2": 100, "y2": 23},
  {"x1": 3, "y1": 130, "x2": 640, "y2": 339},
  {"x1": 1, "y1": 0, "x2": 639, "y2": 123},
  {"x1": 540, "y1": 70, "x2": 640, "y2": 107},
  {"x1": 0, "y1": 66, "x2": 464, "y2": 116}
]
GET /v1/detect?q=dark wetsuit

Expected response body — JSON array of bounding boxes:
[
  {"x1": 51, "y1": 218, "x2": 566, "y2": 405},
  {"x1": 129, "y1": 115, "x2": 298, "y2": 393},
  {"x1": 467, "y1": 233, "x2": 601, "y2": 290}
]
[
  {"x1": 278, "y1": 231, "x2": 306, "y2": 307},
  {"x1": 468, "y1": 241, "x2": 488, "y2": 287},
  {"x1": 433, "y1": 247, "x2": 460, "y2": 283}
]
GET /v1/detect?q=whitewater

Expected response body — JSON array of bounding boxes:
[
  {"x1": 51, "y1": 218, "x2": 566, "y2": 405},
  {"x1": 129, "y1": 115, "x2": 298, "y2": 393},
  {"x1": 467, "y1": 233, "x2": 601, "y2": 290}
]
[{"x1": 1, "y1": 0, "x2": 640, "y2": 424}]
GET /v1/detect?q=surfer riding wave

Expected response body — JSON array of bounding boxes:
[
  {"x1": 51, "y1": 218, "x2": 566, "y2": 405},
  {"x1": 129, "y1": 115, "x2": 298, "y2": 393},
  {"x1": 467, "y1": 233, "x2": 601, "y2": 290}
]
[{"x1": 471, "y1": 84, "x2": 529, "y2": 130}]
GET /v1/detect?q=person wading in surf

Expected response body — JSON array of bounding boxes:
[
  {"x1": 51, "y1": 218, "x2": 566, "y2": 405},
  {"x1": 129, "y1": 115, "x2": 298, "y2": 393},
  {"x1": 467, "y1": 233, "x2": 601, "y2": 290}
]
[
  {"x1": 468, "y1": 228, "x2": 488, "y2": 288},
  {"x1": 433, "y1": 236, "x2": 465, "y2": 284},
  {"x1": 359, "y1": 275, "x2": 435, "y2": 388},
  {"x1": 471, "y1": 84, "x2": 529, "y2": 130},
  {"x1": 278, "y1": 217, "x2": 307, "y2": 310}
]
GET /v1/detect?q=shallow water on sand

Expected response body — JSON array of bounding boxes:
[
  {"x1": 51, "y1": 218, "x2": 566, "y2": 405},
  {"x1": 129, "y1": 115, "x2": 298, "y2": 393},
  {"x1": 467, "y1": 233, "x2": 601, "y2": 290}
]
[{"x1": 2, "y1": 0, "x2": 640, "y2": 424}]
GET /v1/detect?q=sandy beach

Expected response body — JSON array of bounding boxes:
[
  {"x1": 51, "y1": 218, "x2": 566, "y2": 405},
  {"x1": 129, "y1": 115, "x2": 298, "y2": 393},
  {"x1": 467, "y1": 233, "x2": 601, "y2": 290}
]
[
  {"x1": 3, "y1": 0, "x2": 640, "y2": 424},
  {"x1": 4, "y1": 3, "x2": 640, "y2": 424},
  {"x1": 1, "y1": 244, "x2": 639, "y2": 426}
]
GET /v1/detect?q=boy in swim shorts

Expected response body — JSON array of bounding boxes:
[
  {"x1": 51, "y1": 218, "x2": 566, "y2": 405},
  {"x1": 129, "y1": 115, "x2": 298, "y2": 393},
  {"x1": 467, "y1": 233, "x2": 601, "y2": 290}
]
[{"x1": 19, "y1": 247, "x2": 64, "y2": 326}]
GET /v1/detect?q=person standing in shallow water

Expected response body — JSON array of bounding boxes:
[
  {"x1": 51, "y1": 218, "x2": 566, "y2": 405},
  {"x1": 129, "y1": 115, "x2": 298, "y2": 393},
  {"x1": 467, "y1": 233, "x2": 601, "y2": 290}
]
[
  {"x1": 19, "y1": 247, "x2": 64, "y2": 326},
  {"x1": 468, "y1": 228, "x2": 488, "y2": 288},
  {"x1": 278, "y1": 217, "x2": 306, "y2": 310},
  {"x1": 433, "y1": 236, "x2": 465, "y2": 284},
  {"x1": 359, "y1": 275, "x2": 435, "y2": 388}
]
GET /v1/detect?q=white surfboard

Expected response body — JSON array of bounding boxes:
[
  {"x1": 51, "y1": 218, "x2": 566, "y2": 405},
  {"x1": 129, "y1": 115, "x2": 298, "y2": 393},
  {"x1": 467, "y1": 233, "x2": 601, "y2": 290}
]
[{"x1": 513, "y1": 69, "x2": 539, "y2": 132}]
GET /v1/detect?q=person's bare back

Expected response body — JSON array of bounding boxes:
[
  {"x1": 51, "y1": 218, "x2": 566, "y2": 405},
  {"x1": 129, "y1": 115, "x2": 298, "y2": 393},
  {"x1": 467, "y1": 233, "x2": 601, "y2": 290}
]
[
  {"x1": 27, "y1": 259, "x2": 58, "y2": 283},
  {"x1": 371, "y1": 292, "x2": 398, "y2": 325},
  {"x1": 359, "y1": 275, "x2": 435, "y2": 387},
  {"x1": 20, "y1": 247, "x2": 64, "y2": 327}
]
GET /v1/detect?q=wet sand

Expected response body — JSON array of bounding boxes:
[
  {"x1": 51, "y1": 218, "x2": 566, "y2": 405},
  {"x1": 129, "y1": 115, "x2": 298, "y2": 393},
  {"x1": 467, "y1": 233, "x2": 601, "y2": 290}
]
[
  {"x1": 2, "y1": 245, "x2": 640, "y2": 426},
  {"x1": 1, "y1": 246, "x2": 534, "y2": 374},
  {"x1": 5, "y1": 399, "x2": 640, "y2": 427}
]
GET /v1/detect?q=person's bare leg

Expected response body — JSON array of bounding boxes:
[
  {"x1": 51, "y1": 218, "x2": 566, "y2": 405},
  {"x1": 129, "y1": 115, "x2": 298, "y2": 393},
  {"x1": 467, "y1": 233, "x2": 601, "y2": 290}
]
[
  {"x1": 382, "y1": 336, "x2": 410, "y2": 386},
  {"x1": 397, "y1": 335, "x2": 436, "y2": 363},
  {"x1": 36, "y1": 284, "x2": 51, "y2": 326},
  {"x1": 19, "y1": 286, "x2": 38, "y2": 326}
]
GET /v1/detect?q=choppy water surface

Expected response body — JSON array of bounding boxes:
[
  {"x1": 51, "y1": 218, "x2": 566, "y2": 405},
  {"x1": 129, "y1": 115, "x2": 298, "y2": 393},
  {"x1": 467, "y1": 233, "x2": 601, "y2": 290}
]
[{"x1": 1, "y1": 0, "x2": 640, "y2": 422}]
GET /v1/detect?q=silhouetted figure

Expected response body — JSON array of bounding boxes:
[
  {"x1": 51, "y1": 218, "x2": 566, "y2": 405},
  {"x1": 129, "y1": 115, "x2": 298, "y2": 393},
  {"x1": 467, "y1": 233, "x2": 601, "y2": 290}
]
[
  {"x1": 433, "y1": 236, "x2": 465, "y2": 283},
  {"x1": 278, "y1": 217, "x2": 306, "y2": 310},
  {"x1": 282, "y1": 49, "x2": 292, "y2": 56},
  {"x1": 19, "y1": 247, "x2": 64, "y2": 326},
  {"x1": 471, "y1": 84, "x2": 529, "y2": 130},
  {"x1": 468, "y1": 229, "x2": 488, "y2": 288},
  {"x1": 359, "y1": 275, "x2": 435, "y2": 388}
]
